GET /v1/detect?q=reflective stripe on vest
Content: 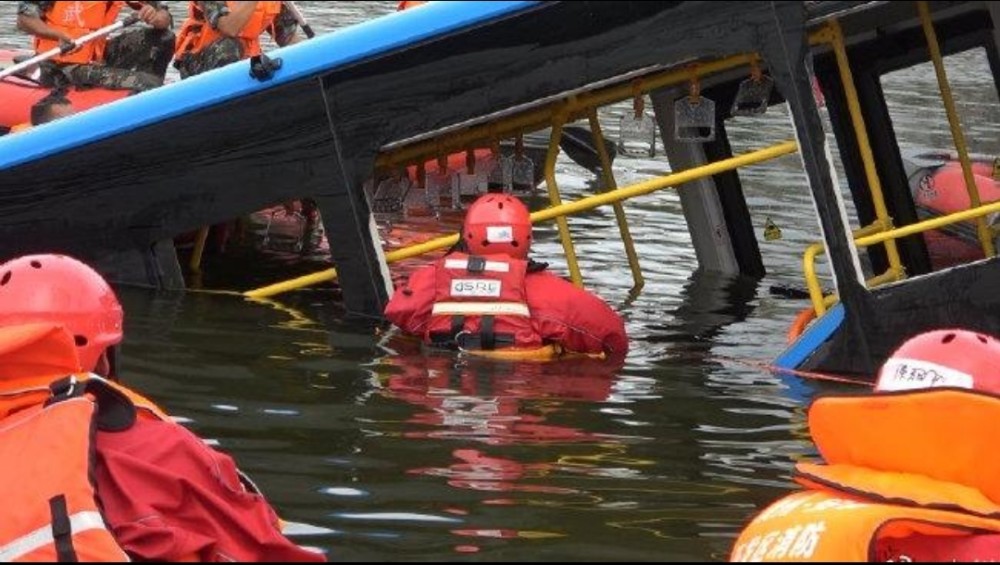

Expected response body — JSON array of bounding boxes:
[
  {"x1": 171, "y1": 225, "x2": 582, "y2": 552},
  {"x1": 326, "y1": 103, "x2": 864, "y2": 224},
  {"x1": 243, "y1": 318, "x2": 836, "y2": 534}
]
[
  {"x1": 431, "y1": 301, "x2": 530, "y2": 317},
  {"x1": 0, "y1": 511, "x2": 106, "y2": 562},
  {"x1": 443, "y1": 258, "x2": 510, "y2": 272},
  {"x1": 35, "y1": 1, "x2": 124, "y2": 64},
  {"x1": 174, "y1": 0, "x2": 283, "y2": 60},
  {"x1": 426, "y1": 252, "x2": 542, "y2": 349},
  {"x1": 0, "y1": 397, "x2": 129, "y2": 562}
]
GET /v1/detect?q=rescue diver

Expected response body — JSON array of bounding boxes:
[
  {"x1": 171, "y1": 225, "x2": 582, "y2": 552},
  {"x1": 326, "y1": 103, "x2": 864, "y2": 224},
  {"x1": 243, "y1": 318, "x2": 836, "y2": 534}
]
[
  {"x1": 384, "y1": 193, "x2": 629, "y2": 359},
  {"x1": 730, "y1": 328, "x2": 1000, "y2": 562},
  {"x1": 0, "y1": 253, "x2": 326, "y2": 562}
]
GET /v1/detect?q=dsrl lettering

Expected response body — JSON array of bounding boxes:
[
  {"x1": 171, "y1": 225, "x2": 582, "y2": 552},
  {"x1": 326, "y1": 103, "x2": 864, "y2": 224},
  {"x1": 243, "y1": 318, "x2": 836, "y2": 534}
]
[
  {"x1": 454, "y1": 281, "x2": 496, "y2": 292},
  {"x1": 450, "y1": 279, "x2": 501, "y2": 297}
]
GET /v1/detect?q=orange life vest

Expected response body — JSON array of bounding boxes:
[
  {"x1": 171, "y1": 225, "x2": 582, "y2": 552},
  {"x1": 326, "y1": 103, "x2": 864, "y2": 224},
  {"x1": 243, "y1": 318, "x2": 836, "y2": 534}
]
[
  {"x1": 426, "y1": 252, "x2": 543, "y2": 351},
  {"x1": 731, "y1": 389, "x2": 1000, "y2": 561},
  {"x1": 105, "y1": 377, "x2": 169, "y2": 421},
  {"x1": 397, "y1": 0, "x2": 427, "y2": 10},
  {"x1": 730, "y1": 489, "x2": 1000, "y2": 562},
  {"x1": 0, "y1": 382, "x2": 133, "y2": 561},
  {"x1": 174, "y1": 0, "x2": 283, "y2": 61},
  {"x1": 0, "y1": 322, "x2": 170, "y2": 561},
  {"x1": 0, "y1": 321, "x2": 166, "y2": 423},
  {"x1": 35, "y1": 1, "x2": 124, "y2": 65}
]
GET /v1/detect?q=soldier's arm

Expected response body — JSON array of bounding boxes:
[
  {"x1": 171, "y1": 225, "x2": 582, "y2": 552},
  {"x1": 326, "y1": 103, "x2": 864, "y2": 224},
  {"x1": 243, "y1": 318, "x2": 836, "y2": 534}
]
[
  {"x1": 16, "y1": 1, "x2": 71, "y2": 43},
  {"x1": 212, "y1": 0, "x2": 260, "y2": 38},
  {"x1": 271, "y1": 4, "x2": 301, "y2": 47},
  {"x1": 134, "y1": 1, "x2": 172, "y2": 30}
]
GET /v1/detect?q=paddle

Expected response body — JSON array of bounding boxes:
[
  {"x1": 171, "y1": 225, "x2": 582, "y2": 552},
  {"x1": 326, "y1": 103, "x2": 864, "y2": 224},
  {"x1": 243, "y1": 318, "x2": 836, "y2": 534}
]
[
  {"x1": 283, "y1": 1, "x2": 316, "y2": 39},
  {"x1": 559, "y1": 124, "x2": 617, "y2": 175},
  {"x1": 0, "y1": 14, "x2": 141, "y2": 81}
]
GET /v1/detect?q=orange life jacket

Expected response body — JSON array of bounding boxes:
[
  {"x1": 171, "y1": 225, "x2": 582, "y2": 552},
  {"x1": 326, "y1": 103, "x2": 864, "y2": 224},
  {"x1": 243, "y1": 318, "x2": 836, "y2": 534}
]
[
  {"x1": 35, "y1": 1, "x2": 124, "y2": 65},
  {"x1": 397, "y1": 0, "x2": 427, "y2": 10},
  {"x1": 0, "y1": 323, "x2": 170, "y2": 561},
  {"x1": 731, "y1": 388, "x2": 1000, "y2": 561},
  {"x1": 0, "y1": 392, "x2": 130, "y2": 562},
  {"x1": 0, "y1": 322, "x2": 167, "y2": 421},
  {"x1": 730, "y1": 489, "x2": 1000, "y2": 562},
  {"x1": 174, "y1": 0, "x2": 283, "y2": 61},
  {"x1": 426, "y1": 252, "x2": 543, "y2": 351}
]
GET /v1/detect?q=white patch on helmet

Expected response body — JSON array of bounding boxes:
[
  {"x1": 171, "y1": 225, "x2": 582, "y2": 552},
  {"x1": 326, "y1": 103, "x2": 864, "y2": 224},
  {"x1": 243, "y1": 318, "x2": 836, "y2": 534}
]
[
  {"x1": 486, "y1": 225, "x2": 514, "y2": 243},
  {"x1": 877, "y1": 358, "x2": 975, "y2": 392}
]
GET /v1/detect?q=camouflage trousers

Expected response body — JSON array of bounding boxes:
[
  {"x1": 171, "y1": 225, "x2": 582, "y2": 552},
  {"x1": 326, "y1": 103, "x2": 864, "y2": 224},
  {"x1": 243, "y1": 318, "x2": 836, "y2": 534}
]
[
  {"x1": 174, "y1": 37, "x2": 243, "y2": 79},
  {"x1": 40, "y1": 27, "x2": 175, "y2": 93}
]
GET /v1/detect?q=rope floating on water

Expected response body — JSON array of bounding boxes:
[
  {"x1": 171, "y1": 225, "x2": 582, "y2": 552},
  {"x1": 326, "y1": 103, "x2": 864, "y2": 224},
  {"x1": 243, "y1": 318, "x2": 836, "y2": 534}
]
[{"x1": 713, "y1": 354, "x2": 874, "y2": 387}]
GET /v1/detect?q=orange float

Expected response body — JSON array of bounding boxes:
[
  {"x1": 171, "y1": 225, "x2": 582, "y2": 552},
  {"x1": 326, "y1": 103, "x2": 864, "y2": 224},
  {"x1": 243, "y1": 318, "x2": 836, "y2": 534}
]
[{"x1": 0, "y1": 49, "x2": 130, "y2": 130}]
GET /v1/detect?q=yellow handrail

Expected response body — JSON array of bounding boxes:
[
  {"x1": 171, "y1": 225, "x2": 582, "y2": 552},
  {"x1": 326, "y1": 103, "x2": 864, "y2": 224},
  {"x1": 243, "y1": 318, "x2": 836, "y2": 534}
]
[
  {"x1": 803, "y1": 219, "x2": 884, "y2": 314},
  {"x1": 804, "y1": 198, "x2": 1000, "y2": 314},
  {"x1": 917, "y1": 0, "x2": 995, "y2": 258},
  {"x1": 864, "y1": 269, "x2": 898, "y2": 290},
  {"x1": 189, "y1": 226, "x2": 210, "y2": 273},
  {"x1": 545, "y1": 110, "x2": 584, "y2": 287},
  {"x1": 857, "y1": 200, "x2": 1000, "y2": 247},
  {"x1": 803, "y1": 242, "x2": 826, "y2": 314},
  {"x1": 856, "y1": 221, "x2": 884, "y2": 237},
  {"x1": 809, "y1": 268, "x2": 897, "y2": 312},
  {"x1": 589, "y1": 108, "x2": 644, "y2": 294},
  {"x1": 825, "y1": 20, "x2": 905, "y2": 282},
  {"x1": 799, "y1": 7, "x2": 997, "y2": 317},
  {"x1": 375, "y1": 54, "x2": 759, "y2": 172},
  {"x1": 244, "y1": 140, "x2": 800, "y2": 299}
]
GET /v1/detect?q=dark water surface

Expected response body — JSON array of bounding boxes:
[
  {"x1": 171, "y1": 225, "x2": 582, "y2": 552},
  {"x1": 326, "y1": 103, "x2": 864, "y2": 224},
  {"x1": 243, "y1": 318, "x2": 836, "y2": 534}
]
[{"x1": 2, "y1": 2, "x2": 999, "y2": 561}]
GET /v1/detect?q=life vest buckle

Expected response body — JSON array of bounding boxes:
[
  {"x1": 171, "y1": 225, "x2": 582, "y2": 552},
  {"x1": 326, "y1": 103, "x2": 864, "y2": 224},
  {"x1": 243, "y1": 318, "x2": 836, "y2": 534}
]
[
  {"x1": 48, "y1": 375, "x2": 79, "y2": 400},
  {"x1": 454, "y1": 331, "x2": 515, "y2": 352},
  {"x1": 45, "y1": 376, "x2": 138, "y2": 432},
  {"x1": 466, "y1": 256, "x2": 487, "y2": 274},
  {"x1": 453, "y1": 330, "x2": 473, "y2": 352}
]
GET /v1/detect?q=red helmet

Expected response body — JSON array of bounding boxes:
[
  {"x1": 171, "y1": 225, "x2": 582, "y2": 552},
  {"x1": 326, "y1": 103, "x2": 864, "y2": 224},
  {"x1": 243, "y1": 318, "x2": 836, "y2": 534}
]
[
  {"x1": 876, "y1": 329, "x2": 1000, "y2": 395},
  {"x1": 0, "y1": 254, "x2": 123, "y2": 372},
  {"x1": 462, "y1": 194, "x2": 532, "y2": 259}
]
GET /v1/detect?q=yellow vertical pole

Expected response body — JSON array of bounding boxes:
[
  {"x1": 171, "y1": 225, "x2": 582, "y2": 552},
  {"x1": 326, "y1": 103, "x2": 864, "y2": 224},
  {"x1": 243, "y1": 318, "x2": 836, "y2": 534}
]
[
  {"x1": 803, "y1": 243, "x2": 828, "y2": 316},
  {"x1": 189, "y1": 226, "x2": 210, "y2": 273},
  {"x1": 587, "y1": 109, "x2": 644, "y2": 293},
  {"x1": 916, "y1": 1, "x2": 995, "y2": 258},
  {"x1": 827, "y1": 20, "x2": 905, "y2": 280},
  {"x1": 545, "y1": 110, "x2": 584, "y2": 287}
]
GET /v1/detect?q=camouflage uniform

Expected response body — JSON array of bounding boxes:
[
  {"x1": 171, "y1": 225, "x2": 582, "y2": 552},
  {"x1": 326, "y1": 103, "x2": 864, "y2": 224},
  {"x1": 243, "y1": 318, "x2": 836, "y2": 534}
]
[
  {"x1": 173, "y1": 1, "x2": 298, "y2": 79},
  {"x1": 18, "y1": 1, "x2": 174, "y2": 92}
]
